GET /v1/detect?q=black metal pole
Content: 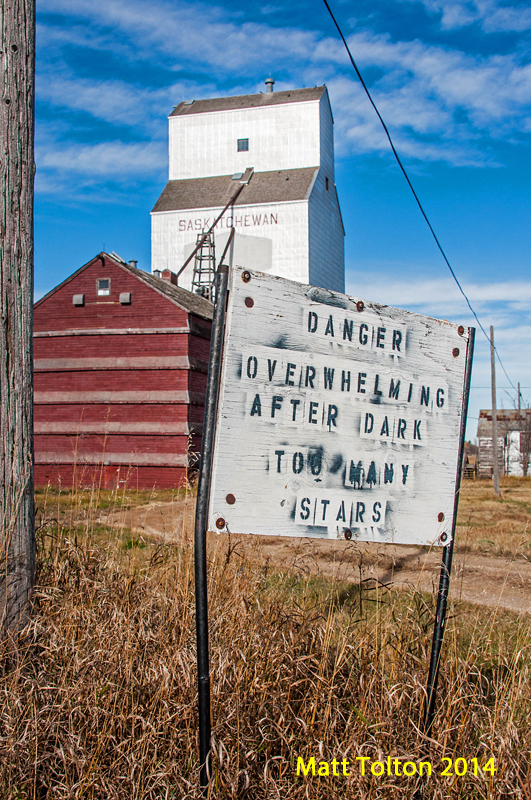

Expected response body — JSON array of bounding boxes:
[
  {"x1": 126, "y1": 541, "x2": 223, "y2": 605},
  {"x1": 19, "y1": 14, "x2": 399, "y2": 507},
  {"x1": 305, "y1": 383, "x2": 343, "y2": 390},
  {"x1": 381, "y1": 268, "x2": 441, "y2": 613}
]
[
  {"x1": 423, "y1": 327, "x2": 475, "y2": 738},
  {"x1": 194, "y1": 265, "x2": 229, "y2": 794}
]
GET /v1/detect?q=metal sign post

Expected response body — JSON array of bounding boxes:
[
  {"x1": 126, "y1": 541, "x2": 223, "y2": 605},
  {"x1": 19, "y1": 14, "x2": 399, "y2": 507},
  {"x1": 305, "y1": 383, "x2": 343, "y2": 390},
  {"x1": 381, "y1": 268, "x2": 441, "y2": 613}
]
[
  {"x1": 412, "y1": 330, "x2": 474, "y2": 800},
  {"x1": 423, "y1": 327, "x2": 475, "y2": 737},
  {"x1": 193, "y1": 266, "x2": 229, "y2": 795},
  {"x1": 194, "y1": 267, "x2": 474, "y2": 795}
]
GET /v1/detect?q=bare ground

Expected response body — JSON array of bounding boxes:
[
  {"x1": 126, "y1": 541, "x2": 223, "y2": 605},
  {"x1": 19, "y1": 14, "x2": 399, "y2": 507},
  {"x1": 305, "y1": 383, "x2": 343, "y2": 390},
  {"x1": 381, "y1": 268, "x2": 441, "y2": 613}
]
[{"x1": 99, "y1": 490, "x2": 531, "y2": 615}]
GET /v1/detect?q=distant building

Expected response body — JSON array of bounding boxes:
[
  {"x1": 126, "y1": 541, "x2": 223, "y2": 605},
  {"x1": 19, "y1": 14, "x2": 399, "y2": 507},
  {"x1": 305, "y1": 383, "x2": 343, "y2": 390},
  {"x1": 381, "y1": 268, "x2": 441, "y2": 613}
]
[
  {"x1": 463, "y1": 441, "x2": 478, "y2": 479},
  {"x1": 34, "y1": 252, "x2": 212, "y2": 489},
  {"x1": 151, "y1": 81, "x2": 344, "y2": 292},
  {"x1": 477, "y1": 409, "x2": 531, "y2": 478}
]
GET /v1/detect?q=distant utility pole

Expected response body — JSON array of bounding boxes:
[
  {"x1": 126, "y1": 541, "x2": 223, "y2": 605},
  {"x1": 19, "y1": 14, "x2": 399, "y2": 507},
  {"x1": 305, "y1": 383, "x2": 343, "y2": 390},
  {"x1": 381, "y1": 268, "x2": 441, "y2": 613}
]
[
  {"x1": 0, "y1": 0, "x2": 36, "y2": 636},
  {"x1": 518, "y1": 382, "x2": 521, "y2": 411},
  {"x1": 490, "y1": 326, "x2": 501, "y2": 497}
]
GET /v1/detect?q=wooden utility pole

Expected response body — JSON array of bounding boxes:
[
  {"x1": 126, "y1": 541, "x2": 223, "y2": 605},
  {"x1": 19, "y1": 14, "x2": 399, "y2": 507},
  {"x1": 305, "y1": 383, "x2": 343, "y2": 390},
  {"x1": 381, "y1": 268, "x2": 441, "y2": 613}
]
[
  {"x1": 1, "y1": 0, "x2": 36, "y2": 636},
  {"x1": 518, "y1": 382, "x2": 521, "y2": 411},
  {"x1": 490, "y1": 326, "x2": 500, "y2": 497}
]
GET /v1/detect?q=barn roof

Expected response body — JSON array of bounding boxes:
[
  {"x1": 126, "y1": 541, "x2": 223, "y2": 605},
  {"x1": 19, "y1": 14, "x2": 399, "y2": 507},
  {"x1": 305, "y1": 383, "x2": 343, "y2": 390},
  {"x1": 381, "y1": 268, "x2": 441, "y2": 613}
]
[
  {"x1": 35, "y1": 252, "x2": 214, "y2": 320},
  {"x1": 151, "y1": 167, "x2": 319, "y2": 213},
  {"x1": 171, "y1": 86, "x2": 326, "y2": 117},
  {"x1": 125, "y1": 260, "x2": 213, "y2": 319},
  {"x1": 477, "y1": 409, "x2": 531, "y2": 437}
]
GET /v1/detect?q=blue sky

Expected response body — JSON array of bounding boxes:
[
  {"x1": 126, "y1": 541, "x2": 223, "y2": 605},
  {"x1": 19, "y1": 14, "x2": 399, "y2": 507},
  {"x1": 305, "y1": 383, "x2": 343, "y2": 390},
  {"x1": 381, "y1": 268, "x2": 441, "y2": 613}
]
[{"x1": 35, "y1": 0, "x2": 531, "y2": 439}]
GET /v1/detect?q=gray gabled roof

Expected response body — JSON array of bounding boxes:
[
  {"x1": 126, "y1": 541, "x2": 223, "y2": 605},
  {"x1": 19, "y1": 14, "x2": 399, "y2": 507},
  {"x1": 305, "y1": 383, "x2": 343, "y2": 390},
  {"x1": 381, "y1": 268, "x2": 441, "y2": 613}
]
[
  {"x1": 171, "y1": 86, "x2": 326, "y2": 117},
  {"x1": 124, "y1": 260, "x2": 213, "y2": 319},
  {"x1": 152, "y1": 167, "x2": 319, "y2": 213}
]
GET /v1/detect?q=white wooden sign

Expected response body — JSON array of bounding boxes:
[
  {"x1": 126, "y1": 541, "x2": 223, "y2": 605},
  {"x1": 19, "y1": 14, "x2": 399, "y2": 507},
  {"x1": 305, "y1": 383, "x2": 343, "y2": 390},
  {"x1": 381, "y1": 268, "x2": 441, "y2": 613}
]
[{"x1": 208, "y1": 268, "x2": 471, "y2": 546}]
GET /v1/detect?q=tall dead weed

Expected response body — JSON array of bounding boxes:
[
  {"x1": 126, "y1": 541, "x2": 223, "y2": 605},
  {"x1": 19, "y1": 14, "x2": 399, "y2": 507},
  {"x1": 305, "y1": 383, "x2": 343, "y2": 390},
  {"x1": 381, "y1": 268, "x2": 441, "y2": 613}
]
[{"x1": 0, "y1": 512, "x2": 530, "y2": 798}]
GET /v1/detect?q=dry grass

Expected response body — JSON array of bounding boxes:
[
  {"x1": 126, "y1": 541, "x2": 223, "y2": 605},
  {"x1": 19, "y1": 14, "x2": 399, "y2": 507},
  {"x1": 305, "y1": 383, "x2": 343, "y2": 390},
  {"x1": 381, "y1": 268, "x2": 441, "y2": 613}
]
[
  {"x1": 34, "y1": 485, "x2": 185, "y2": 512},
  {"x1": 457, "y1": 477, "x2": 531, "y2": 557},
  {"x1": 0, "y1": 486, "x2": 530, "y2": 799}
]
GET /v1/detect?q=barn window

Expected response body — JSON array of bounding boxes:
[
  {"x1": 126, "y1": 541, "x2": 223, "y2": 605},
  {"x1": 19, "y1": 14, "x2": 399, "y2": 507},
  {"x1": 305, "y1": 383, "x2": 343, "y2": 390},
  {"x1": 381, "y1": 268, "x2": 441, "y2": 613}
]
[
  {"x1": 237, "y1": 138, "x2": 249, "y2": 152},
  {"x1": 97, "y1": 278, "x2": 110, "y2": 296},
  {"x1": 325, "y1": 177, "x2": 329, "y2": 190}
]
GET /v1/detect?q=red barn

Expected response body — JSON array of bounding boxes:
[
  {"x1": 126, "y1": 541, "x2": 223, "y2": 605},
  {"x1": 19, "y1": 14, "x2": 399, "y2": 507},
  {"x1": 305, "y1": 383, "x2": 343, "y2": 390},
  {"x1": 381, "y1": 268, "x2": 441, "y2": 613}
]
[{"x1": 33, "y1": 252, "x2": 213, "y2": 489}]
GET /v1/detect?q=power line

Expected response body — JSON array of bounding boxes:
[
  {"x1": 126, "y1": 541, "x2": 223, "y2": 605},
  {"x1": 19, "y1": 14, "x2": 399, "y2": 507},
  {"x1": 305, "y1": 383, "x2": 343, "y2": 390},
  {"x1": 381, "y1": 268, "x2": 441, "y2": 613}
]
[
  {"x1": 493, "y1": 351, "x2": 517, "y2": 393},
  {"x1": 322, "y1": 0, "x2": 517, "y2": 394},
  {"x1": 472, "y1": 387, "x2": 531, "y2": 390}
]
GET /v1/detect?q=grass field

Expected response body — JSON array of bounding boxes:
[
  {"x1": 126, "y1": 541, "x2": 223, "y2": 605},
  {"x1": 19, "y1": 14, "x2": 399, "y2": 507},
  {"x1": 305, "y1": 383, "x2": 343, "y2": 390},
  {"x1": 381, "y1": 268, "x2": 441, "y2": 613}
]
[
  {"x1": 34, "y1": 475, "x2": 531, "y2": 558},
  {"x1": 0, "y1": 478, "x2": 530, "y2": 798},
  {"x1": 457, "y1": 477, "x2": 531, "y2": 558}
]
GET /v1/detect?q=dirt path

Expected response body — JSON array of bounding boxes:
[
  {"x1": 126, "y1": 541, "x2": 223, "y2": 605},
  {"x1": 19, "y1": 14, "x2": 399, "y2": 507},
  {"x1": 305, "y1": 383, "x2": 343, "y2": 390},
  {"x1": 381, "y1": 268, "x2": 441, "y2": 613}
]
[{"x1": 101, "y1": 499, "x2": 531, "y2": 615}]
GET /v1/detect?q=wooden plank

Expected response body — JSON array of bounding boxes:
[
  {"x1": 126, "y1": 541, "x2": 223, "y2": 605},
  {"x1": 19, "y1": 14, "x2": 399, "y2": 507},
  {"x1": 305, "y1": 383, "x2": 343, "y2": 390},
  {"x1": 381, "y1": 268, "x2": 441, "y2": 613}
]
[
  {"x1": 34, "y1": 370, "x2": 190, "y2": 391},
  {"x1": 33, "y1": 333, "x2": 190, "y2": 363},
  {"x1": 34, "y1": 356, "x2": 191, "y2": 370},
  {"x1": 34, "y1": 452, "x2": 188, "y2": 466},
  {"x1": 34, "y1": 327, "x2": 190, "y2": 337},
  {"x1": 34, "y1": 421, "x2": 194, "y2": 434},
  {"x1": 208, "y1": 267, "x2": 471, "y2": 547},
  {"x1": 33, "y1": 403, "x2": 191, "y2": 422},
  {"x1": 34, "y1": 464, "x2": 187, "y2": 490},
  {"x1": 34, "y1": 390, "x2": 191, "y2": 403},
  {"x1": 35, "y1": 432, "x2": 189, "y2": 451},
  {"x1": 34, "y1": 355, "x2": 208, "y2": 372}
]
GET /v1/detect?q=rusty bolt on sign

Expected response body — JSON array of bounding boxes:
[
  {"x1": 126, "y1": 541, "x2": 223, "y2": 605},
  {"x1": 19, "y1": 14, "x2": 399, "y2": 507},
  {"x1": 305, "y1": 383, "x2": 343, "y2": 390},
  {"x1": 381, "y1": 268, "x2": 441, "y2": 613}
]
[
  {"x1": 225, "y1": 494, "x2": 236, "y2": 505},
  {"x1": 244, "y1": 297, "x2": 254, "y2": 308},
  {"x1": 356, "y1": 300, "x2": 364, "y2": 312},
  {"x1": 458, "y1": 325, "x2": 465, "y2": 336},
  {"x1": 241, "y1": 271, "x2": 251, "y2": 283},
  {"x1": 440, "y1": 532, "x2": 448, "y2": 543},
  {"x1": 216, "y1": 518, "x2": 226, "y2": 530},
  {"x1": 344, "y1": 529, "x2": 353, "y2": 540},
  {"x1": 453, "y1": 348, "x2": 460, "y2": 358},
  {"x1": 438, "y1": 512, "x2": 445, "y2": 522}
]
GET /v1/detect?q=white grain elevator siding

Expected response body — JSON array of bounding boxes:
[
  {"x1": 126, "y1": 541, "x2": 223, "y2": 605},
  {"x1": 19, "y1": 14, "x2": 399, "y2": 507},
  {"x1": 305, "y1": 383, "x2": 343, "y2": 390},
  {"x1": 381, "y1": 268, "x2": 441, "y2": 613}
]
[{"x1": 151, "y1": 85, "x2": 344, "y2": 293}]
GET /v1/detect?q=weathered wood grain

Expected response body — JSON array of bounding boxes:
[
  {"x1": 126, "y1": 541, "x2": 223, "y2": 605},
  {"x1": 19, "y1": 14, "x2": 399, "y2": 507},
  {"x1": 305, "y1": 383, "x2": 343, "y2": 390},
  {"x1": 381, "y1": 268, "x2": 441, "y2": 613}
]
[
  {"x1": 209, "y1": 268, "x2": 471, "y2": 546},
  {"x1": 0, "y1": 0, "x2": 36, "y2": 635}
]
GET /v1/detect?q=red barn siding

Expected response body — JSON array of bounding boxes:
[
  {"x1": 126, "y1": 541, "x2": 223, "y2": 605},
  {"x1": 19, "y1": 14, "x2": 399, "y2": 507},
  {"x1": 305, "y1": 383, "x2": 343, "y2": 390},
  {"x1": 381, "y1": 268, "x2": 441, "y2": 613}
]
[
  {"x1": 34, "y1": 403, "x2": 192, "y2": 428},
  {"x1": 35, "y1": 465, "x2": 187, "y2": 491},
  {"x1": 34, "y1": 259, "x2": 190, "y2": 333},
  {"x1": 35, "y1": 370, "x2": 192, "y2": 393},
  {"x1": 34, "y1": 333, "x2": 191, "y2": 358},
  {"x1": 35, "y1": 433, "x2": 190, "y2": 460},
  {"x1": 34, "y1": 253, "x2": 212, "y2": 490}
]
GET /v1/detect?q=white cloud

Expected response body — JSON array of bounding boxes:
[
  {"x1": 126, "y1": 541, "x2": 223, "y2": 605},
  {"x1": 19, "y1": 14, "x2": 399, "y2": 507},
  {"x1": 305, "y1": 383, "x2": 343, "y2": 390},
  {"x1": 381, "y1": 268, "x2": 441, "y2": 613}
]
[
  {"x1": 400, "y1": 0, "x2": 531, "y2": 33},
  {"x1": 35, "y1": 0, "x2": 531, "y2": 167},
  {"x1": 260, "y1": 5, "x2": 283, "y2": 15},
  {"x1": 35, "y1": 71, "x2": 211, "y2": 133},
  {"x1": 35, "y1": 138, "x2": 166, "y2": 197},
  {"x1": 37, "y1": 0, "x2": 326, "y2": 71},
  {"x1": 39, "y1": 140, "x2": 165, "y2": 175},
  {"x1": 346, "y1": 274, "x2": 531, "y2": 310},
  {"x1": 36, "y1": 21, "x2": 124, "y2": 53},
  {"x1": 37, "y1": 74, "x2": 159, "y2": 129},
  {"x1": 341, "y1": 31, "x2": 531, "y2": 133}
]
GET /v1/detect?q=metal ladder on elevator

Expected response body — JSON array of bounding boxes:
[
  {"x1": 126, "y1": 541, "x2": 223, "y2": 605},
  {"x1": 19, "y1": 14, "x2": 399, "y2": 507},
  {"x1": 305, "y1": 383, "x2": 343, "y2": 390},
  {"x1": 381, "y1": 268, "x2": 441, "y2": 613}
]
[{"x1": 191, "y1": 231, "x2": 216, "y2": 300}]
